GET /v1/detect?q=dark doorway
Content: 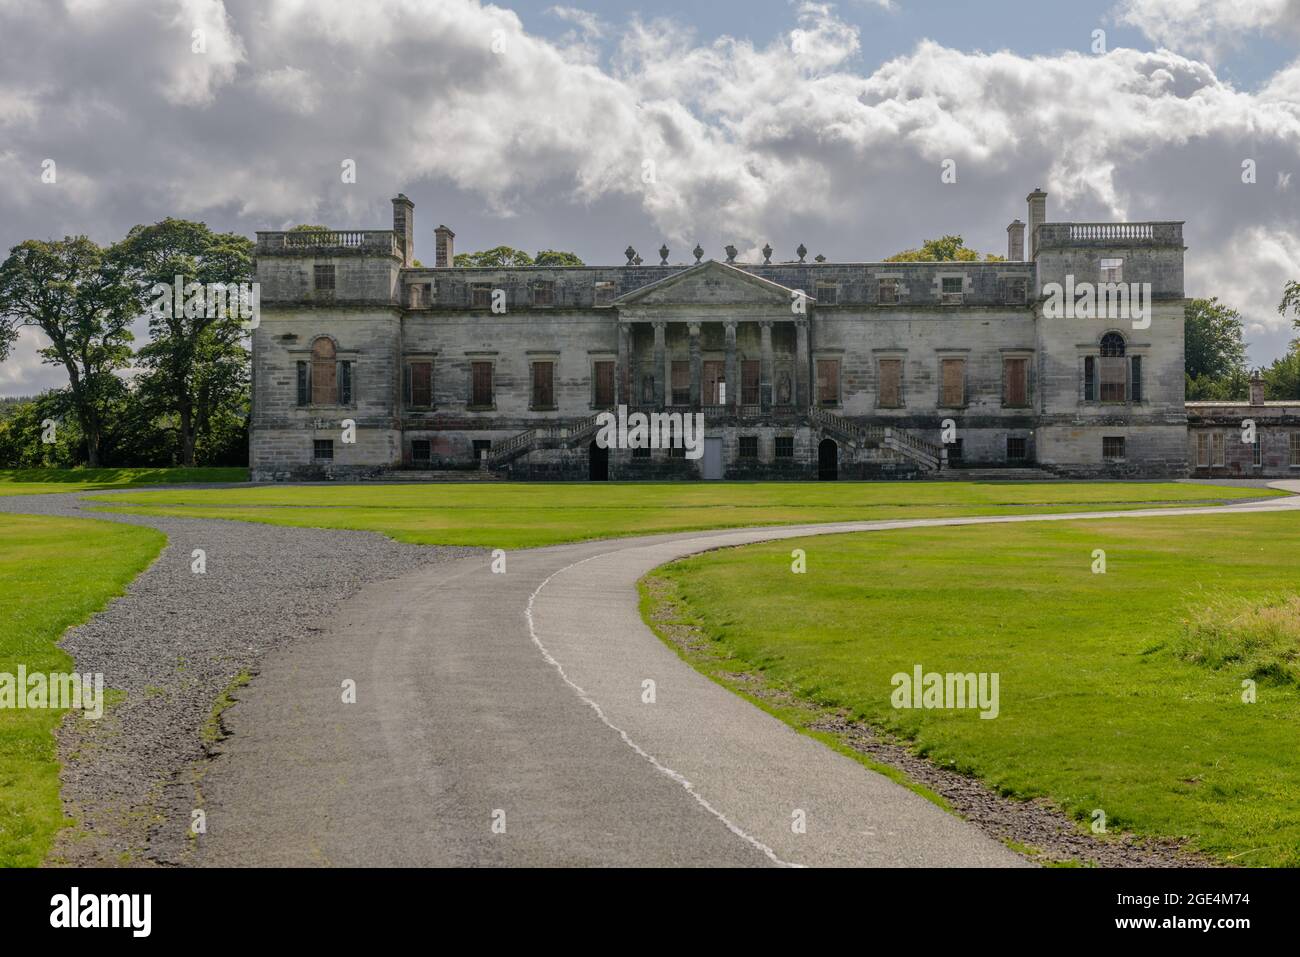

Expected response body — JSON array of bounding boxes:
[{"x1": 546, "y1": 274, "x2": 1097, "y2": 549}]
[
  {"x1": 818, "y1": 438, "x2": 838, "y2": 480},
  {"x1": 589, "y1": 440, "x2": 609, "y2": 481}
]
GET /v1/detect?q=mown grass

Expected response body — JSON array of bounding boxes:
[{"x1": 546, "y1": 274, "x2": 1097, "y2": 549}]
[
  {"x1": 645, "y1": 511, "x2": 1300, "y2": 866},
  {"x1": 0, "y1": 467, "x2": 248, "y2": 497},
  {"x1": 0, "y1": 514, "x2": 165, "y2": 866},
  {"x1": 85, "y1": 480, "x2": 1281, "y2": 548}
]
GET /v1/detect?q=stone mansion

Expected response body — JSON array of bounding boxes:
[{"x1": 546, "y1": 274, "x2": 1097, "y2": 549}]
[{"x1": 249, "y1": 191, "x2": 1299, "y2": 481}]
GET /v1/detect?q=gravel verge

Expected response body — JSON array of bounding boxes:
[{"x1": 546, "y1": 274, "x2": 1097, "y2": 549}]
[{"x1": 0, "y1": 489, "x2": 480, "y2": 867}]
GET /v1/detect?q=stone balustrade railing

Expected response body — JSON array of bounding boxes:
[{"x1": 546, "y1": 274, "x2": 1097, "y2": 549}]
[{"x1": 1037, "y1": 222, "x2": 1182, "y2": 246}]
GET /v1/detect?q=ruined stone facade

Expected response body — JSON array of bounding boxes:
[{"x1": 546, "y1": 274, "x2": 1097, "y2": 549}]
[
  {"x1": 1186, "y1": 376, "x2": 1300, "y2": 479},
  {"x1": 250, "y1": 191, "x2": 1203, "y2": 481}
]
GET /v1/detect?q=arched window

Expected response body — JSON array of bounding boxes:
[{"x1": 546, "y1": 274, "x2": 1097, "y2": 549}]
[
  {"x1": 1098, "y1": 333, "x2": 1127, "y2": 401},
  {"x1": 1100, "y1": 332, "x2": 1126, "y2": 357},
  {"x1": 311, "y1": 337, "x2": 337, "y2": 405}
]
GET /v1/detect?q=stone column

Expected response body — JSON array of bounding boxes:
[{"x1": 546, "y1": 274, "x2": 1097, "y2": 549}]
[
  {"x1": 795, "y1": 319, "x2": 810, "y2": 408},
  {"x1": 689, "y1": 322, "x2": 702, "y2": 408},
  {"x1": 724, "y1": 320, "x2": 738, "y2": 412},
  {"x1": 652, "y1": 321, "x2": 666, "y2": 408},
  {"x1": 617, "y1": 321, "x2": 631, "y2": 406},
  {"x1": 760, "y1": 320, "x2": 774, "y2": 411}
]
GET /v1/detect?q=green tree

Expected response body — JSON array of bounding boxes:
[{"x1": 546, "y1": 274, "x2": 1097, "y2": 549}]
[
  {"x1": 1262, "y1": 343, "x2": 1300, "y2": 400},
  {"x1": 0, "y1": 238, "x2": 135, "y2": 466},
  {"x1": 453, "y1": 246, "x2": 535, "y2": 268},
  {"x1": 113, "y1": 219, "x2": 254, "y2": 466},
  {"x1": 533, "y1": 249, "x2": 584, "y2": 267},
  {"x1": 1184, "y1": 297, "x2": 1248, "y2": 399},
  {"x1": 885, "y1": 235, "x2": 1005, "y2": 262}
]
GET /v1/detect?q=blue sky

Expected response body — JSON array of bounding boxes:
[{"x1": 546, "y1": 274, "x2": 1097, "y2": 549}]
[{"x1": 1, "y1": 0, "x2": 1298, "y2": 392}]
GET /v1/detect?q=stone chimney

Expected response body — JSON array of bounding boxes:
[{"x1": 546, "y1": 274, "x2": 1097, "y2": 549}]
[
  {"x1": 1006, "y1": 219, "x2": 1025, "y2": 262},
  {"x1": 391, "y1": 194, "x2": 414, "y2": 267},
  {"x1": 1250, "y1": 372, "x2": 1265, "y2": 406},
  {"x1": 435, "y1": 225, "x2": 455, "y2": 268},
  {"x1": 1026, "y1": 188, "x2": 1047, "y2": 259}
]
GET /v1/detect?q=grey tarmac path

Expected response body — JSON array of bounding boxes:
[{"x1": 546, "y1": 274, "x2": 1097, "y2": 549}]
[{"x1": 195, "y1": 481, "x2": 1300, "y2": 868}]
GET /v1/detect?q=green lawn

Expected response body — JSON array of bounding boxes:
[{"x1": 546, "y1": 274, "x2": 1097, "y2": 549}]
[
  {"x1": 645, "y1": 511, "x2": 1300, "y2": 866},
  {"x1": 86, "y1": 481, "x2": 1281, "y2": 548},
  {"x1": 0, "y1": 467, "x2": 248, "y2": 497},
  {"x1": 0, "y1": 514, "x2": 165, "y2": 867}
]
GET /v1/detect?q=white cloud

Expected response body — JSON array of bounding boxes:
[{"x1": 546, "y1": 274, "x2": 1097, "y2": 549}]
[{"x1": 1114, "y1": 0, "x2": 1300, "y2": 63}]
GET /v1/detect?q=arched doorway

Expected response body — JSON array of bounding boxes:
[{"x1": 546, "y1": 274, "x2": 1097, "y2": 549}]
[
  {"x1": 818, "y1": 438, "x2": 838, "y2": 481},
  {"x1": 589, "y1": 440, "x2": 609, "y2": 481}
]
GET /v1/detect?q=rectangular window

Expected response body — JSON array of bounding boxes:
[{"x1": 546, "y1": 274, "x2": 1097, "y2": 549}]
[
  {"x1": 1130, "y1": 356, "x2": 1142, "y2": 403},
  {"x1": 313, "y1": 439, "x2": 334, "y2": 462},
  {"x1": 1003, "y1": 357, "x2": 1028, "y2": 407},
  {"x1": 312, "y1": 358, "x2": 336, "y2": 406},
  {"x1": 1211, "y1": 432, "x2": 1225, "y2": 467},
  {"x1": 313, "y1": 264, "x2": 335, "y2": 292},
  {"x1": 472, "y1": 439, "x2": 491, "y2": 462},
  {"x1": 532, "y1": 281, "x2": 555, "y2": 307},
  {"x1": 594, "y1": 281, "x2": 617, "y2": 306},
  {"x1": 941, "y1": 276, "x2": 964, "y2": 305},
  {"x1": 411, "y1": 439, "x2": 431, "y2": 464},
  {"x1": 739, "y1": 436, "x2": 758, "y2": 459},
  {"x1": 775, "y1": 436, "x2": 794, "y2": 459},
  {"x1": 1290, "y1": 432, "x2": 1300, "y2": 467},
  {"x1": 817, "y1": 359, "x2": 841, "y2": 407},
  {"x1": 1084, "y1": 356, "x2": 1097, "y2": 402},
  {"x1": 1100, "y1": 357, "x2": 1127, "y2": 402},
  {"x1": 878, "y1": 279, "x2": 899, "y2": 304},
  {"x1": 470, "y1": 361, "x2": 493, "y2": 407},
  {"x1": 594, "y1": 360, "x2": 615, "y2": 407},
  {"x1": 406, "y1": 361, "x2": 433, "y2": 407},
  {"x1": 531, "y1": 361, "x2": 555, "y2": 408},
  {"x1": 815, "y1": 281, "x2": 838, "y2": 306},
  {"x1": 940, "y1": 358, "x2": 965, "y2": 407},
  {"x1": 671, "y1": 361, "x2": 690, "y2": 405},
  {"x1": 470, "y1": 283, "x2": 493, "y2": 308},
  {"x1": 877, "y1": 358, "x2": 902, "y2": 408},
  {"x1": 1253, "y1": 435, "x2": 1263, "y2": 468},
  {"x1": 741, "y1": 360, "x2": 760, "y2": 406},
  {"x1": 296, "y1": 362, "x2": 309, "y2": 406},
  {"x1": 1007, "y1": 436, "x2": 1027, "y2": 462},
  {"x1": 1196, "y1": 432, "x2": 1210, "y2": 467},
  {"x1": 703, "y1": 361, "x2": 725, "y2": 405},
  {"x1": 1002, "y1": 277, "x2": 1027, "y2": 304},
  {"x1": 1100, "y1": 258, "x2": 1124, "y2": 283},
  {"x1": 338, "y1": 360, "x2": 353, "y2": 405},
  {"x1": 948, "y1": 438, "x2": 963, "y2": 464},
  {"x1": 1103, "y1": 436, "x2": 1126, "y2": 460}
]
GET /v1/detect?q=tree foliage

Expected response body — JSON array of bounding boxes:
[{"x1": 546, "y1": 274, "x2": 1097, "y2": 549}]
[{"x1": 884, "y1": 235, "x2": 1005, "y2": 263}]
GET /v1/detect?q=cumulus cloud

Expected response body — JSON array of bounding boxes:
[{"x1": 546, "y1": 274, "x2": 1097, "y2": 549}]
[
  {"x1": 1, "y1": 0, "x2": 1299, "y2": 390},
  {"x1": 1114, "y1": 0, "x2": 1300, "y2": 63}
]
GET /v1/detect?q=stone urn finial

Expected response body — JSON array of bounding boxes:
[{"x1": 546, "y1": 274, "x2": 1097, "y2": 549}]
[
  {"x1": 659, "y1": 244, "x2": 669, "y2": 266},
  {"x1": 625, "y1": 246, "x2": 637, "y2": 265},
  {"x1": 762, "y1": 243, "x2": 773, "y2": 265},
  {"x1": 814, "y1": 253, "x2": 826, "y2": 263},
  {"x1": 693, "y1": 243, "x2": 704, "y2": 264},
  {"x1": 797, "y1": 243, "x2": 807, "y2": 263},
  {"x1": 724, "y1": 244, "x2": 737, "y2": 264},
  {"x1": 633, "y1": 255, "x2": 643, "y2": 265}
]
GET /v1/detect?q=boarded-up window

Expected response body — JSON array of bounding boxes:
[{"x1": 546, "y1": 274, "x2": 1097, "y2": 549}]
[
  {"x1": 671, "y1": 361, "x2": 690, "y2": 405},
  {"x1": 941, "y1": 358, "x2": 965, "y2": 407},
  {"x1": 531, "y1": 361, "x2": 554, "y2": 408},
  {"x1": 703, "y1": 361, "x2": 725, "y2": 404},
  {"x1": 532, "y1": 281, "x2": 555, "y2": 306},
  {"x1": 877, "y1": 358, "x2": 902, "y2": 408},
  {"x1": 1003, "y1": 357, "x2": 1028, "y2": 406},
  {"x1": 1002, "y1": 278, "x2": 1027, "y2": 304},
  {"x1": 471, "y1": 361, "x2": 493, "y2": 406},
  {"x1": 407, "y1": 361, "x2": 432, "y2": 407},
  {"x1": 594, "y1": 360, "x2": 615, "y2": 406},
  {"x1": 817, "y1": 359, "x2": 840, "y2": 406},
  {"x1": 741, "y1": 360, "x2": 760, "y2": 405},
  {"x1": 311, "y1": 338, "x2": 336, "y2": 405}
]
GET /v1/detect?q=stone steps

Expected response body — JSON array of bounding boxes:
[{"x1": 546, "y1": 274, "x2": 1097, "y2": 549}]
[
  {"x1": 379, "y1": 470, "x2": 502, "y2": 482},
  {"x1": 934, "y1": 466, "x2": 1059, "y2": 481}
]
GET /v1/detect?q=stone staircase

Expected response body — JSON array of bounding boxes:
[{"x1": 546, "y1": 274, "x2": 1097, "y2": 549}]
[
  {"x1": 808, "y1": 407, "x2": 946, "y2": 471},
  {"x1": 485, "y1": 413, "x2": 604, "y2": 469}
]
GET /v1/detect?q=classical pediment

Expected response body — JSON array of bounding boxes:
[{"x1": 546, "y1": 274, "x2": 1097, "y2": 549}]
[{"x1": 614, "y1": 260, "x2": 812, "y2": 308}]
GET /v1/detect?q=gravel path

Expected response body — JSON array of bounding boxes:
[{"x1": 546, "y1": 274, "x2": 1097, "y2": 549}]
[{"x1": 0, "y1": 490, "x2": 480, "y2": 867}]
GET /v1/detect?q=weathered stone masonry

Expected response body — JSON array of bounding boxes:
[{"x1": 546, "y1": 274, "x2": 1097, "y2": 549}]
[{"x1": 248, "y1": 190, "x2": 1294, "y2": 481}]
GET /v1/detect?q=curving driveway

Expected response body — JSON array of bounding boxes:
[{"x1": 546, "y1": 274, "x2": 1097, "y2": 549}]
[{"x1": 180, "y1": 482, "x2": 1300, "y2": 868}]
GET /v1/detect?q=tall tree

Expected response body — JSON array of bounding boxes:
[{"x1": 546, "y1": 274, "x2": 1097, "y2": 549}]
[
  {"x1": 1184, "y1": 297, "x2": 1248, "y2": 399},
  {"x1": 113, "y1": 219, "x2": 254, "y2": 466},
  {"x1": 0, "y1": 237, "x2": 135, "y2": 465},
  {"x1": 885, "y1": 235, "x2": 1005, "y2": 262}
]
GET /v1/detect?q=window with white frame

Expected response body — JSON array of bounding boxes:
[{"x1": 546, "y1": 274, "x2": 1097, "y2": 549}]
[{"x1": 1100, "y1": 258, "x2": 1124, "y2": 283}]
